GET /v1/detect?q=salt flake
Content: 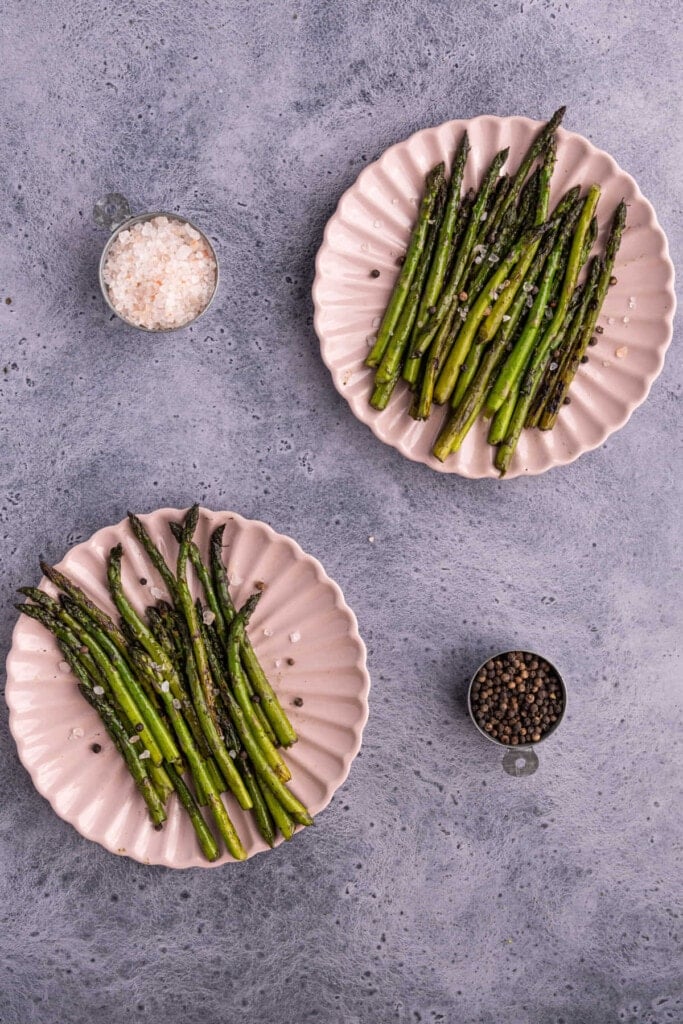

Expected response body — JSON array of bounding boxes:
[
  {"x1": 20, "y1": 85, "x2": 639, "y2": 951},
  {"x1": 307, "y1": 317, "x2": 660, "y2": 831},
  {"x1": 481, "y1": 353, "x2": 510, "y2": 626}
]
[{"x1": 289, "y1": 632, "x2": 301, "y2": 644}]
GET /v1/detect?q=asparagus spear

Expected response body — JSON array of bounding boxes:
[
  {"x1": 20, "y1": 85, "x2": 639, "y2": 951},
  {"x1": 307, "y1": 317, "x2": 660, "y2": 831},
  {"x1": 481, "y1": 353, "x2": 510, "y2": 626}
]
[
  {"x1": 411, "y1": 147, "x2": 510, "y2": 356},
  {"x1": 181, "y1": 649, "x2": 255, "y2": 805},
  {"x1": 127, "y1": 512, "x2": 178, "y2": 601},
  {"x1": 540, "y1": 199, "x2": 626, "y2": 429},
  {"x1": 369, "y1": 374, "x2": 400, "y2": 411},
  {"x1": 527, "y1": 256, "x2": 601, "y2": 427},
  {"x1": 475, "y1": 173, "x2": 511, "y2": 246},
  {"x1": 450, "y1": 225, "x2": 551, "y2": 409},
  {"x1": 220, "y1": 683, "x2": 313, "y2": 827},
  {"x1": 402, "y1": 188, "x2": 476, "y2": 388},
  {"x1": 534, "y1": 135, "x2": 557, "y2": 224},
  {"x1": 71, "y1": 658, "x2": 168, "y2": 830},
  {"x1": 365, "y1": 162, "x2": 446, "y2": 367},
  {"x1": 201, "y1": 616, "x2": 294, "y2": 837},
  {"x1": 483, "y1": 106, "x2": 566, "y2": 241},
  {"x1": 485, "y1": 197, "x2": 583, "y2": 414},
  {"x1": 105, "y1": 543, "x2": 208, "y2": 738},
  {"x1": 487, "y1": 387, "x2": 519, "y2": 446},
  {"x1": 210, "y1": 526, "x2": 297, "y2": 747},
  {"x1": 146, "y1": 605, "x2": 178, "y2": 663},
  {"x1": 413, "y1": 303, "x2": 458, "y2": 419},
  {"x1": 411, "y1": 131, "x2": 470, "y2": 341},
  {"x1": 239, "y1": 759, "x2": 276, "y2": 848},
  {"x1": 17, "y1": 596, "x2": 168, "y2": 767},
  {"x1": 174, "y1": 506, "x2": 223, "y2": 725},
  {"x1": 59, "y1": 595, "x2": 182, "y2": 765},
  {"x1": 433, "y1": 223, "x2": 547, "y2": 406},
  {"x1": 432, "y1": 215, "x2": 562, "y2": 460},
  {"x1": 491, "y1": 236, "x2": 585, "y2": 440},
  {"x1": 459, "y1": 171, "x2": 536, "y2": 304},
  {"x1": 126, "y1": 644, "x2": 248, "y2": 858},
  {"x1": 201, "y1": 613, "x2": 278, "y2": 749},
  {"x1": 165, "y1": 763, "x2": 220, "y2": 862},
  {"x1": 447, "y1": 174, "x2": 576, "y2": 412},
  {"x1": 226, "y1": 595, "x2": 291, "y2": 782},
  {"x1": 39, "y1": 560, "x2": 129, "y2": 656},
  {"x1": 372, "y1": 177, "x2": 446, "y2": 388},
  {"x1": 261, "y1": 783, "x2": 296, "y2": 841},
  {"x1": 107, "y1": 544, "x2": 180, "y2": 682},
  {"x1": 493, "y1": 186, "x2": 602, "y2": 474}
]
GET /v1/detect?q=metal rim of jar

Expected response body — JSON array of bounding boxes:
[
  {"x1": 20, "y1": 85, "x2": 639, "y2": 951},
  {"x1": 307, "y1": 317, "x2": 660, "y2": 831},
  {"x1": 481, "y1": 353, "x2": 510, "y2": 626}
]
[
  {"x1": 467, "y1": 649, "x2": 567, "y2": 749},
  {"x1": 98, "y1": 211, "x2": 219, "y2": 333}
]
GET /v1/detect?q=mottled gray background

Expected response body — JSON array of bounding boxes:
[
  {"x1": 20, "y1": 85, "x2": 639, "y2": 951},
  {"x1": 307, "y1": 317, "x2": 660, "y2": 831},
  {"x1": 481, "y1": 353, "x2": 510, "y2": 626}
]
[{"x1": 0, "y1": 1, "x2": 681, "y2": 1022}]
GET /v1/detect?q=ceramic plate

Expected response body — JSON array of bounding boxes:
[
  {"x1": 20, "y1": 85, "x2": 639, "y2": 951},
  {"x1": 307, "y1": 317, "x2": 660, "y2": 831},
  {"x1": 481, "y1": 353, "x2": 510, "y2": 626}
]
[
  {"x1": 312, "y1": 115, "x2": 676, "y2": 478},
  {"x1": 5, "y1": 508, "x2": 370, "y2": 867}
]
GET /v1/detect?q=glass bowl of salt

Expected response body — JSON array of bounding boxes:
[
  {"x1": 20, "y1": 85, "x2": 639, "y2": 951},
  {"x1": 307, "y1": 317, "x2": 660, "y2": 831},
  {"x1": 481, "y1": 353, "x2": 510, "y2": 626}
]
[{"x1": 94, "y1": 193, "x2": 219, "y2": 332}]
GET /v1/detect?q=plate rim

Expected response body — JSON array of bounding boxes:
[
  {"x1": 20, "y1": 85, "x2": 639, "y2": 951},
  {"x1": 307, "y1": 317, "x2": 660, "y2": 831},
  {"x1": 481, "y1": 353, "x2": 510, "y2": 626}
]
[
  {"x1": 5, "y1": 506, "x2": 371, "y2": 868},
  {"x1": 312, "y1": 113, "x2": 677, "y2": 478}
]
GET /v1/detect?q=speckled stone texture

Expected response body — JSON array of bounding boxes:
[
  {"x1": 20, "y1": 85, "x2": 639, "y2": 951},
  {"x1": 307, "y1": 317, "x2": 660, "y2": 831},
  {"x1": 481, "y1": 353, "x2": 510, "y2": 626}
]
[{"x1": 0, "y1": 1, "x2": 681, "y2": 1022}]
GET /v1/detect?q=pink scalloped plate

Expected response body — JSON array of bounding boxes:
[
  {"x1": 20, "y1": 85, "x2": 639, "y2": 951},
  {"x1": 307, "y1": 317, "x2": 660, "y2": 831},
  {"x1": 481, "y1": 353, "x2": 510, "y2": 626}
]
[
  {"x1": 5, "y1": 508, "x2": 370, "y2": 867},
  {"x1": 313, "y1": 116, "x2": 676, "y2": 478}
]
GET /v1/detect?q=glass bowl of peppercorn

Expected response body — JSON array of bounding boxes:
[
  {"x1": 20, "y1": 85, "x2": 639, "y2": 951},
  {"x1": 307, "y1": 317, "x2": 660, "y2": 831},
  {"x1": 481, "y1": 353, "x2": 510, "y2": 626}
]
[{"x1": 467, "y1": 650, "x2": 566, "y2": 777}]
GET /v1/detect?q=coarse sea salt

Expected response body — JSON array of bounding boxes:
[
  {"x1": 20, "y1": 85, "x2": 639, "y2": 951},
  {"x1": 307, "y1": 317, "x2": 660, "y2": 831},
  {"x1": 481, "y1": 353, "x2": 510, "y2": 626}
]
[{"x1": 102, "y1": 216, "x2": 216, "y2": 330}]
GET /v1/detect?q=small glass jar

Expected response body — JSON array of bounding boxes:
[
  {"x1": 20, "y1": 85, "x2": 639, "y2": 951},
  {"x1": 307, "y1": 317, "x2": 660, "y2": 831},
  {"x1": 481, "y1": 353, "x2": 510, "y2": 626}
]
[{"x1": 94, "y1": 193, "x2": 219, "y2": 332}]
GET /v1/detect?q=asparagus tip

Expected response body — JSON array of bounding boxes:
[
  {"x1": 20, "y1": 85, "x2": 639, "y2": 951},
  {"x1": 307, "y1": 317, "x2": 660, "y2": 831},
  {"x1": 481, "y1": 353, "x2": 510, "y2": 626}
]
[{"x1": 183, "y1": 504, "x2": 200, "y2": 539}]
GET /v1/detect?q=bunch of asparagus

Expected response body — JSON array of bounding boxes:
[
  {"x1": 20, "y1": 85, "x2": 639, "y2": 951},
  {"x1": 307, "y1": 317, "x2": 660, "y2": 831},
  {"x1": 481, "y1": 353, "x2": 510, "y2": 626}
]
[
  {"x1": 17, "y1": 505, "x2": 312, "y2": 862},
  {"x1": 365, "y1": 107, "x2": 626, "y2": 475}
]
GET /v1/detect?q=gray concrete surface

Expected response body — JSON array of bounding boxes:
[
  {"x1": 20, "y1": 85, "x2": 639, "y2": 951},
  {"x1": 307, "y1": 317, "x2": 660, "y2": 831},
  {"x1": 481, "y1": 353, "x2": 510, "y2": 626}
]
[{"x1": 0, "y1": 2, "x2": 681, "y2": 1022}]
